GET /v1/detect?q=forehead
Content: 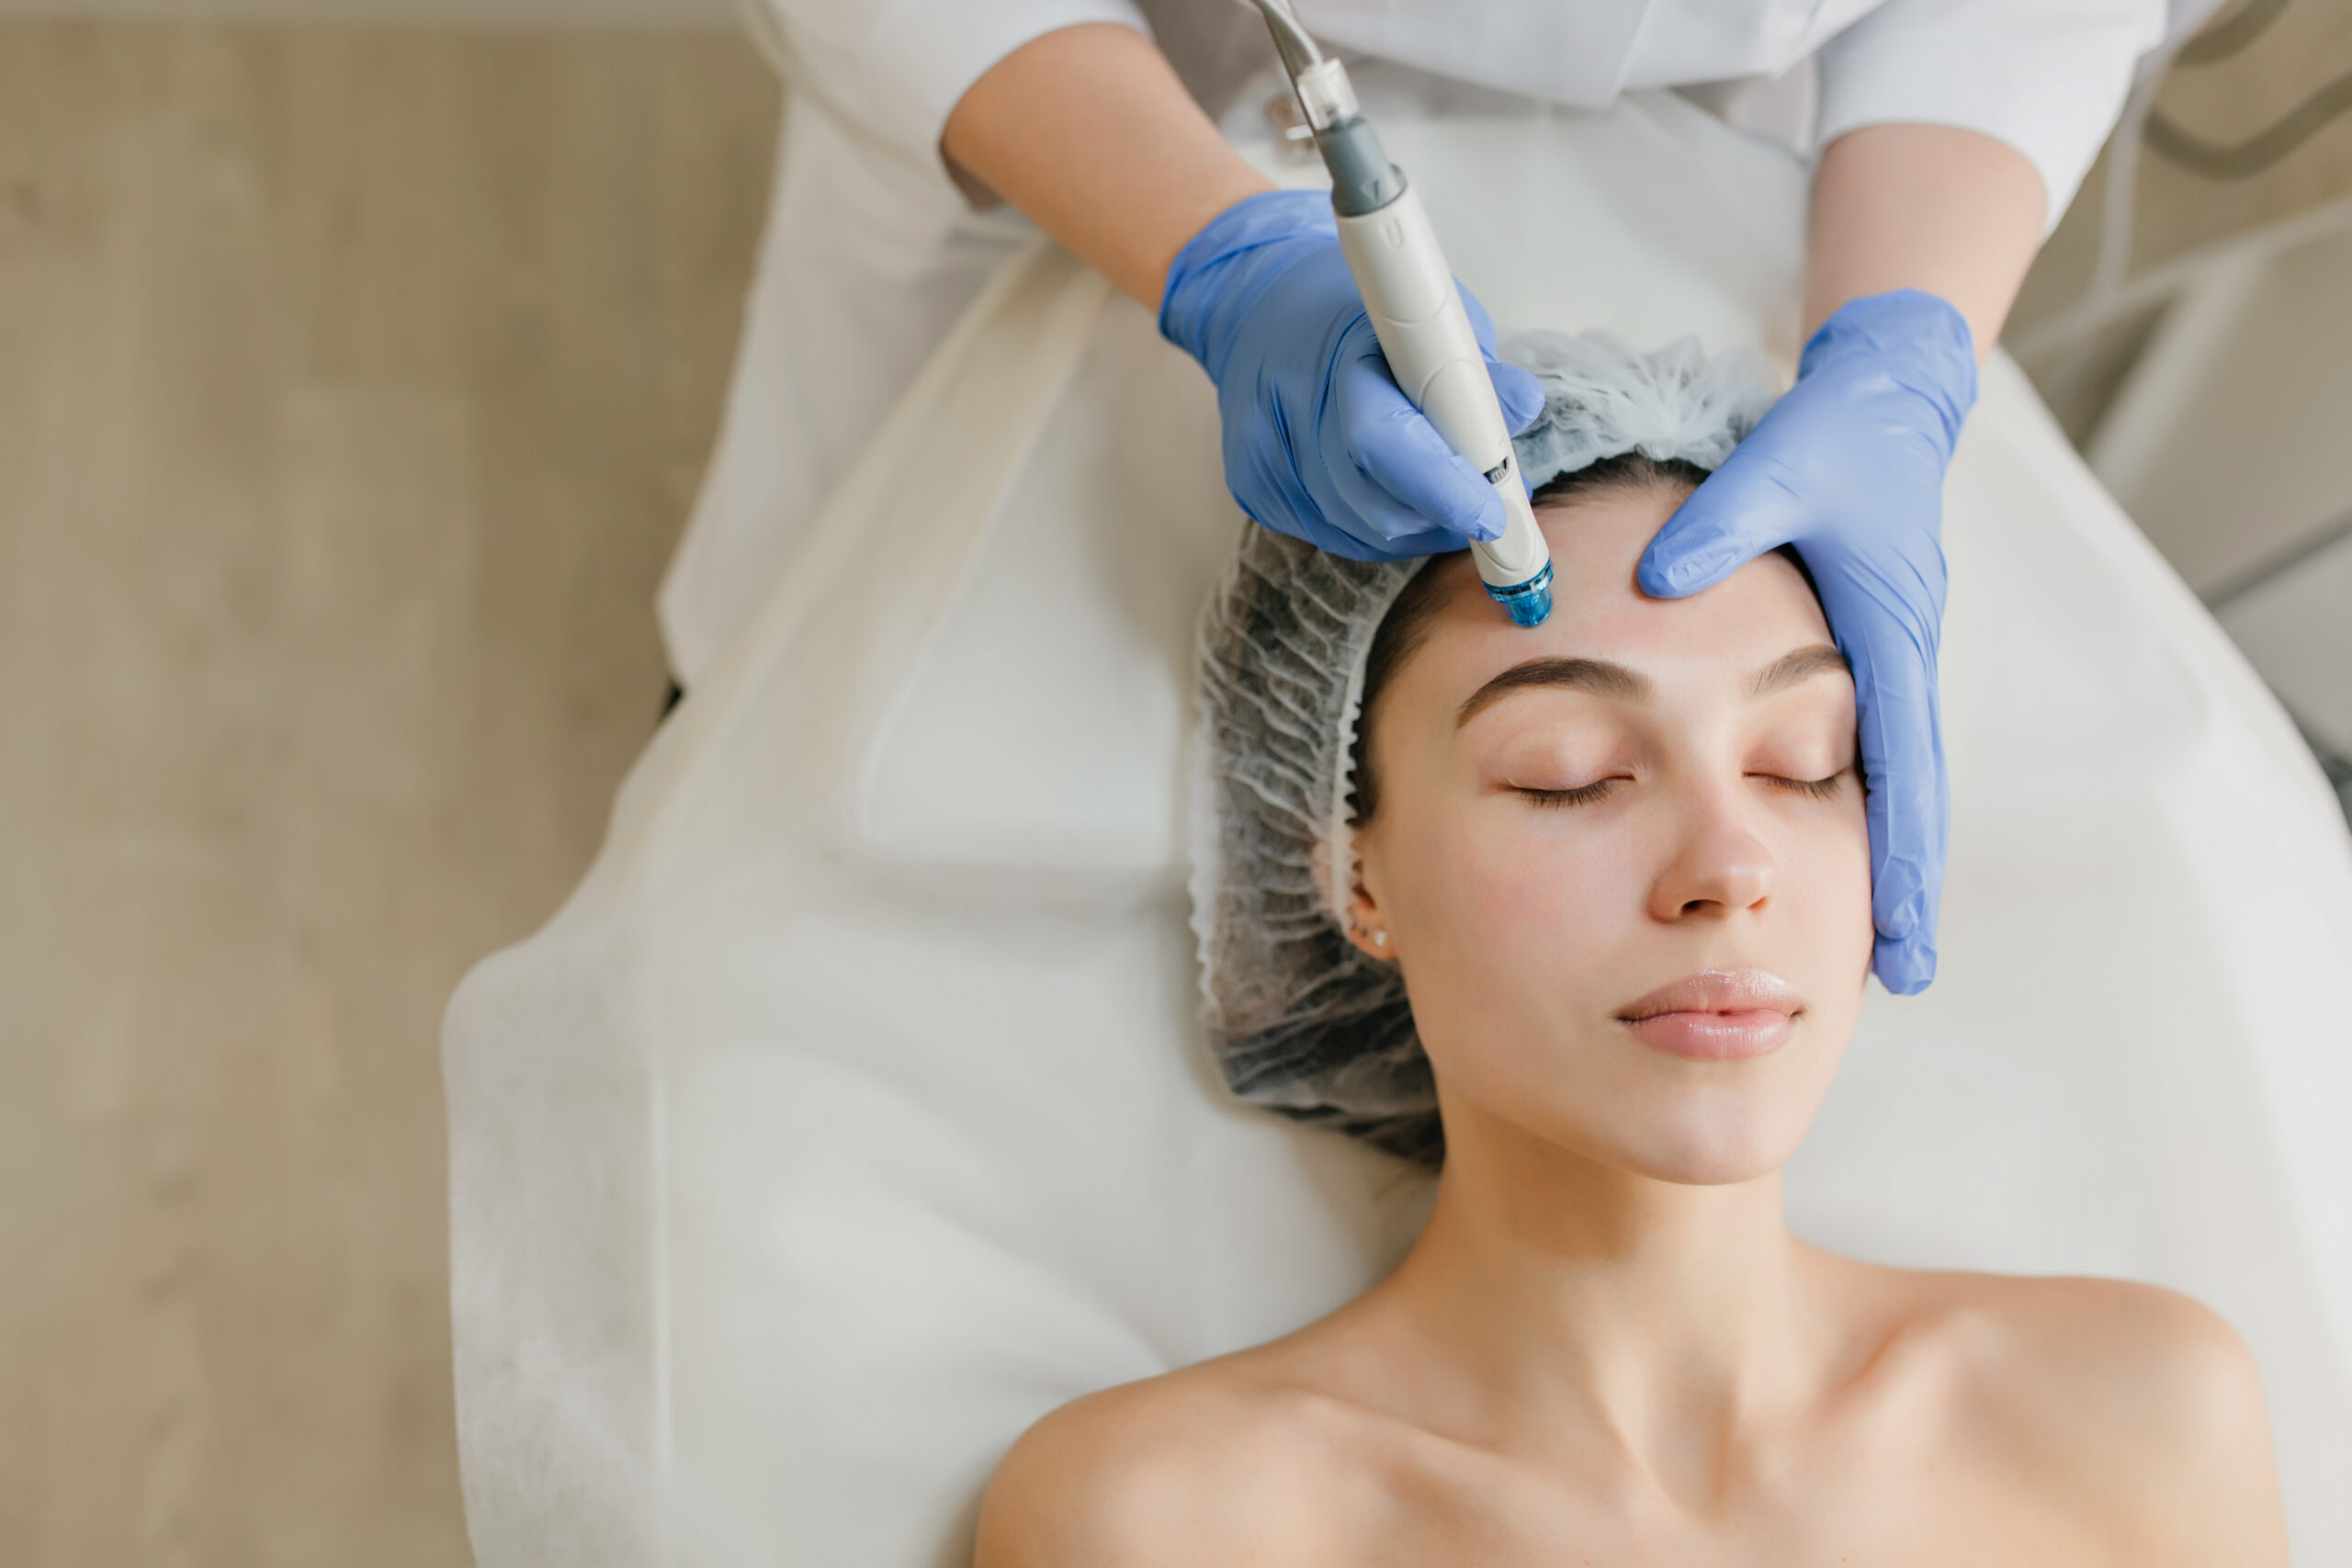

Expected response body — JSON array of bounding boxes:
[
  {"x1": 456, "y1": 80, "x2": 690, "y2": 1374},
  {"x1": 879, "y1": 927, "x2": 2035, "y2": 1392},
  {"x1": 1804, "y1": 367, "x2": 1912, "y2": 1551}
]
[{"x1": 1406, "y1": 482, "x2": 1832, "y2": 704}]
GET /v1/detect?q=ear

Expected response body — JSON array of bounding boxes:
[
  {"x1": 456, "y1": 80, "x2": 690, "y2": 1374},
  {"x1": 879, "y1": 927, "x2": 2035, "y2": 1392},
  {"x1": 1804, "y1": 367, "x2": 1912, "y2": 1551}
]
[
  {"x1": 1340, "y1": 840, "x2": 1396, "y2": 964},
  {"x1": 1310, "y1": 833, "x2": 1396, "y2": 963}
]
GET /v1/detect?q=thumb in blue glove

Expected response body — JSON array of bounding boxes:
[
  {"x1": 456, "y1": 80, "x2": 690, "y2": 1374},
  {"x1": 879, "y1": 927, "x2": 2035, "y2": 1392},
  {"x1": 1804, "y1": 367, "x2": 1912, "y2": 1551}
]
[
  {"x1": 1160, "y1": 188, "x2": 1544, "y2": 562},
  {"x1": 1637, "y1": 290, "x2": 1976, "y2": 994}
]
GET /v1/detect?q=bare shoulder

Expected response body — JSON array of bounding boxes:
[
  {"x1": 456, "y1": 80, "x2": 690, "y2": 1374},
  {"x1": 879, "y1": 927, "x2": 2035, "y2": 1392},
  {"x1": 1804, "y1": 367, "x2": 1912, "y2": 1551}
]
[
  {"x1": 971, "y1": 1351, "x2": 1356, "y2": 1568},
  {"x1": 1908, "y1": 1270, "x2": 2290, "y2": 1563}
]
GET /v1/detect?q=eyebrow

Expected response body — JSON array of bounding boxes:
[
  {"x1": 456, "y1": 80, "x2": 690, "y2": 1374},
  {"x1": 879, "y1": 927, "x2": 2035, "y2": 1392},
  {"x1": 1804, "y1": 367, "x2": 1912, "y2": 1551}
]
[
  {"x1": 1455, "y1": 658, "x2": 1648, "y2": 728},
  {"x1": 1747, "y1": 643, "x2": 1849, "y2": 696},
  {"x1": 1453, "y1": 642, "x2": 1850, "y2": 728}
]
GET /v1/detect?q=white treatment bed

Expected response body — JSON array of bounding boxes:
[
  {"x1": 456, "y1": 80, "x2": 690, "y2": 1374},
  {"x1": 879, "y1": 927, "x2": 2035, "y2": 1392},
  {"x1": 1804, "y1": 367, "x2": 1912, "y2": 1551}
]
[{"x1": 442, "y1": 86, "x2": 2352, "y2": 1567}]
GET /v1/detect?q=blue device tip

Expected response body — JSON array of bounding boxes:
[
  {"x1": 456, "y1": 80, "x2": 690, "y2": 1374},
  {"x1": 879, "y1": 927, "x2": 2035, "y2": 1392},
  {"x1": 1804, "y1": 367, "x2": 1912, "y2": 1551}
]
[{"x1": 1485, "y1": 562, "x2": 1555, "y2": 628}]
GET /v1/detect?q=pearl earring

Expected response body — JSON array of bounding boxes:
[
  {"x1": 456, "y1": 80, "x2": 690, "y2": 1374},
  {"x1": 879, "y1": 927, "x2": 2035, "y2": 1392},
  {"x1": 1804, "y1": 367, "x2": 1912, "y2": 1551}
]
[{"x1": 1372, "y1": 930, "x2": 1388, "y2": 948}]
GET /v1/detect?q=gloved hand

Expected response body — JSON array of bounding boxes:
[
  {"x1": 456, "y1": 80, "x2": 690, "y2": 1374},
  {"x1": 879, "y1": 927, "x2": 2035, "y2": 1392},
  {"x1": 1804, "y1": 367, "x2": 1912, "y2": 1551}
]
[
  {"x1": 1637, "y1": 289, "x2": 1977, "y2": 995},
  {"x1": 1159, "y1": 188, "x2": 1544, "y2": 561}
]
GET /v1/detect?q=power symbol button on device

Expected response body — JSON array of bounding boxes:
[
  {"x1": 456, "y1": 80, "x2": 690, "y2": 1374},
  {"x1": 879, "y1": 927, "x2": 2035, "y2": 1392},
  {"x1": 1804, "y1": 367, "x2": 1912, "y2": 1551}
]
[{"x1": 1380, "y1": 217, "x2": 1404, "y2": 248}]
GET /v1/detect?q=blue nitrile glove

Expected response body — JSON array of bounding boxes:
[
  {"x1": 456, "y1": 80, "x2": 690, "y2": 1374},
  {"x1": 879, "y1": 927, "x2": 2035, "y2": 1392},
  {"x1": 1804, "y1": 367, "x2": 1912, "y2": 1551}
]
[
  {"x1": 1159, "y1": 188, "x2": 1544, "y2": 561},
  {"x1": 1638, "y1": 289, "x2": 1977, "y2": 995}
]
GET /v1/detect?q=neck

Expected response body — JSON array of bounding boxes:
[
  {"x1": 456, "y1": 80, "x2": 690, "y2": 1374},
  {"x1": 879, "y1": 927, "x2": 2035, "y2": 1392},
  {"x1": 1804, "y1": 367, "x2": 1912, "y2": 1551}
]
[{"x1": 1374, "y1": 1099, "x2": 1830, "y2": 1487}]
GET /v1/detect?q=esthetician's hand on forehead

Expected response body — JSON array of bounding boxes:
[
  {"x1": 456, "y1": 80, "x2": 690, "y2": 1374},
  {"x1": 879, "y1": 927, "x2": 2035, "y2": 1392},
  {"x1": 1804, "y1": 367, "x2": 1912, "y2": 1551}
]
[{"x1": 1640, "y1": 291, "x2": 1974, "y2": 996}]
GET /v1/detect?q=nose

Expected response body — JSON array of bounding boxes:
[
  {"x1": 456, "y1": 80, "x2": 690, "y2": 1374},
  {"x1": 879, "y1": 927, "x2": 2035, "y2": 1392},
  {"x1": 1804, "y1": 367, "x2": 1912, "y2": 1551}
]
[{"x1": 1647, "y1": 796, "x2": 1775, "y2": 923}]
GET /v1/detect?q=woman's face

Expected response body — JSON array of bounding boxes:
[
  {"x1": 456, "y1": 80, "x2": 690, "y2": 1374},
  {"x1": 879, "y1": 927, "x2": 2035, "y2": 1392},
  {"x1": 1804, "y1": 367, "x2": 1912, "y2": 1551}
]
[{"x1": 1350, "y1": 482, "x2": 1873, "y2": 1184}]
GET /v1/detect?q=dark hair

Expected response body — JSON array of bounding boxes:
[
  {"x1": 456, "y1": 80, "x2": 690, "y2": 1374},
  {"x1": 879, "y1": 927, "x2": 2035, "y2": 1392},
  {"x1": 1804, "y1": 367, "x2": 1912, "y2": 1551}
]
[{"x1": 1348, "y1": 452, "x2": 1711, "y2": 825}]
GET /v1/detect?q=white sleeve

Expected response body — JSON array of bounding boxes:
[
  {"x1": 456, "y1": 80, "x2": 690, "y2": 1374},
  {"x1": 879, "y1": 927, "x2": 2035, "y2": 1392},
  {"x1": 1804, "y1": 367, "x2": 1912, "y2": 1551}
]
[
  {"x1": 758, "y1": 0, "x2": 1152, "y2": 181},
  {"x1": 1815, "y1": 0, "x2": 2167, "y2": 229}
]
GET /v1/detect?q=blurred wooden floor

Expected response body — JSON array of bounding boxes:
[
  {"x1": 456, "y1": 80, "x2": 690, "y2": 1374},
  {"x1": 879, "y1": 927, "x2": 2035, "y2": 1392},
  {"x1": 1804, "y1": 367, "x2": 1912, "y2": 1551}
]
[{"x1": 0, "y1": 19, "x2": 776, "y2": 1565}]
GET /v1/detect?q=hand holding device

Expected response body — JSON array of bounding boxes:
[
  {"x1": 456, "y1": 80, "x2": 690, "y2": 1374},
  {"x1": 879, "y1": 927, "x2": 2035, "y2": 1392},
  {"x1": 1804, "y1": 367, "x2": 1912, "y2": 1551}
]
[
  {"x1": 1160, "y1": 190, "x2": 1544, "y2": 570},
  {"x1": 1169, "y1": 0, "x2": 1555, "y2": 623}
]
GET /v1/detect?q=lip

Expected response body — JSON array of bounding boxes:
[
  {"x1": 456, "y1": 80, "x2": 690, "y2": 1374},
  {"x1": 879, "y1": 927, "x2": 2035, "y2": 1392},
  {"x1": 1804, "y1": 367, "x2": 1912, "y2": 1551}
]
[{"x1": 1615, "y1": 969, "x2": 1801, "y2": 1062}]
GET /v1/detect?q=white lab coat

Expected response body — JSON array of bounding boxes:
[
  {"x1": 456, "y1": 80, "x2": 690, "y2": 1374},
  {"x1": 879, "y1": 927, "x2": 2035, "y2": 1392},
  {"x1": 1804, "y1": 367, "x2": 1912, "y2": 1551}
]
[{"x1": 660, "y1": 0, "x2": 2164, "y2": 684}]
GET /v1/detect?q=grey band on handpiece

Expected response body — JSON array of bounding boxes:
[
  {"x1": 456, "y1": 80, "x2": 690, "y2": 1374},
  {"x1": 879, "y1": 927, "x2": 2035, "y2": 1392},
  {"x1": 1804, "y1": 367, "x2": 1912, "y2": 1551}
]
[{"x1": 1316, "y1": 117, "x2": 1405, "y2": 218}]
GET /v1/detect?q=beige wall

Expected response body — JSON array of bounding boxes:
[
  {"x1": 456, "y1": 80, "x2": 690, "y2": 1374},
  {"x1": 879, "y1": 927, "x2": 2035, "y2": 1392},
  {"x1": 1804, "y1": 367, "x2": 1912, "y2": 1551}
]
[{"x1": 0, "y1": 21, "x2": 777, "y2": 1565}]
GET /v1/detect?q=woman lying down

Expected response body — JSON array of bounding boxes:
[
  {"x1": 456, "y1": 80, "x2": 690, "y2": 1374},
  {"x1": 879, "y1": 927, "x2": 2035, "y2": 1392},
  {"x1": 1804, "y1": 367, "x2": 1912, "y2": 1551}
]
[{"x1": 975, "y1": 334, "x2": 2290, "y2": 1564}]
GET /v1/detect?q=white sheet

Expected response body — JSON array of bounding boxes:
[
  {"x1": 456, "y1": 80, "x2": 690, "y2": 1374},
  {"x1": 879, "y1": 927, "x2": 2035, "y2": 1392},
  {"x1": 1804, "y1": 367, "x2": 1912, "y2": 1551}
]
[{"x1": 444, "y1": 88, "x2": 2352, "y2": 1567}]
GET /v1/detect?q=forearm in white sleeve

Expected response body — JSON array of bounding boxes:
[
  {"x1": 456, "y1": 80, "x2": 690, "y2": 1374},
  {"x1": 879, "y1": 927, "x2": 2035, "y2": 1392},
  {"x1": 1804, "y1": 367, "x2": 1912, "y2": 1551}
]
[
  {"x1": 751, "y1": 0, "x2": 1151, "y2": 182},
  {"x1": 1815, "y1": 0, "x2": 2167, "y2": 231}
]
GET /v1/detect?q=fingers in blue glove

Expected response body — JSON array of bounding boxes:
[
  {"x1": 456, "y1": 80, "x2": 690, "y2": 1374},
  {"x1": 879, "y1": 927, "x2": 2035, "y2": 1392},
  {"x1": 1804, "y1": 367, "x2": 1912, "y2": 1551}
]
[
  {"x1": 1161, "y1": 187, "x2": 1545, "y2": 564},
  {"x1": 1490, "y1": 359, "x2": 1545, "y2": 437},
  {"x1": 1846, "y1": 616, "x2": 1946, "y2": 996},
  {"x1": 1328, "y1": 338, "x2": 1507, "y2": 547},
  {"x1": 1458, "y1": 285, "x2": 1545, "y2": 434},
  {"x1": 1634, "y1": 443, "x2": 1808, "y2": 600},
  {"x1": 1872, "y1": 908, "x2": 1938, "y2": 995}
]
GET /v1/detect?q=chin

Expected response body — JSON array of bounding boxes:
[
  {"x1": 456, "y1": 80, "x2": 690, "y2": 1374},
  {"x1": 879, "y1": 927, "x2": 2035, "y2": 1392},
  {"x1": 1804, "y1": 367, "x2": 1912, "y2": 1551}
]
[{"x1": 1607, "y1": 1107, "x2": 1805, "y2": 1186}]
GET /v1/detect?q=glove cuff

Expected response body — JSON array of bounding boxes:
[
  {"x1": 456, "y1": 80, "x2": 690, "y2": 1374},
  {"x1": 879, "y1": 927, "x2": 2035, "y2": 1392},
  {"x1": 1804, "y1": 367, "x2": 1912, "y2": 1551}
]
[
  {"x1": 1800, "y1": 289, "x2": 1979, "y2": 457},
  {"x1": 1158, "y1": 188, "x2": 1337, "y2": 378}
]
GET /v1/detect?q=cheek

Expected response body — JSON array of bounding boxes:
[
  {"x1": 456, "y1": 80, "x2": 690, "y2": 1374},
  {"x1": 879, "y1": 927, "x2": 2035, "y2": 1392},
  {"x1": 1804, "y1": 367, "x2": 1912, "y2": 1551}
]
[
  {"x1": 1474, "y1": 811, "x2": 1649, "y2": 941},
  {"x1": 1380, "y1": 801, "x2": 1657, "y2": 1004},
  {"x1": 1767, "y1": 798, "x2": 1877, "y2": 1022},
  {"x1": 1795, "y1": 801, "x2": 1874, "y2": 948}
]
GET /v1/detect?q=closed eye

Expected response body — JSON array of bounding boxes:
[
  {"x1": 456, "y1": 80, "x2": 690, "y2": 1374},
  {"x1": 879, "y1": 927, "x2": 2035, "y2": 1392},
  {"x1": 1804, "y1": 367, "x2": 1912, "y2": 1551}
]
[
  {"x1": 1519, "y1": 778, "x2": 1626, "y2": 808},
  {"x1": 1755, "y1": 770, "x2": 1849, "y2": 800}
]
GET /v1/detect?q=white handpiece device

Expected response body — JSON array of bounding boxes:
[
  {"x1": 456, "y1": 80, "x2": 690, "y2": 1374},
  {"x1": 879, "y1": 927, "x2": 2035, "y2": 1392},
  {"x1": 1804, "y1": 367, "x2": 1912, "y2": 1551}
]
[
  {"x1": 1336, "y1": 192, "x2": 1552, "y2": 619},
  {"x1": 1251, "y1": 0, "x2": 1554, "y2": 626}
]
